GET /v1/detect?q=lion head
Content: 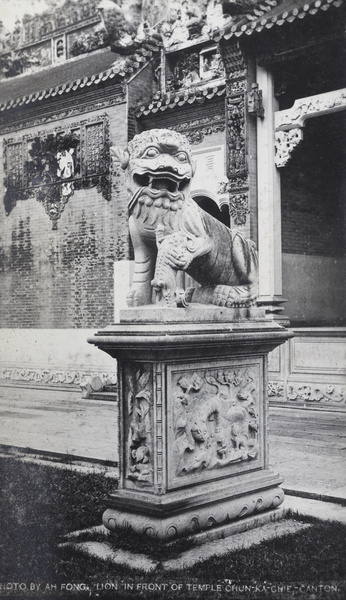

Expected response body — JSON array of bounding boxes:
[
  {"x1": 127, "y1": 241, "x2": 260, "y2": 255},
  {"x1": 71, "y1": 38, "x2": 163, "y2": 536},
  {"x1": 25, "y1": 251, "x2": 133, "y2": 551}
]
[{"x1": 112, "y1": 129, "x2": 195, "y2": 223}]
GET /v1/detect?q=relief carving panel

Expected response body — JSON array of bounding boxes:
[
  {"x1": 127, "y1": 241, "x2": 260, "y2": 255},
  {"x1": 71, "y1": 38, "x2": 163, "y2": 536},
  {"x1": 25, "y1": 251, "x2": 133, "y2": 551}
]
[
  {"x1": 168, "y1": 361, "x2": 263, "y2": 488},
  {"x1": 123, "y1": 365, "x2": 154, "y2": 487},
  {"x1": 3, "y1": 114, "x2": 110, "y2": 228},
  {"x1": 287, "y1": 382, "x2": 345, "y2": 405}
]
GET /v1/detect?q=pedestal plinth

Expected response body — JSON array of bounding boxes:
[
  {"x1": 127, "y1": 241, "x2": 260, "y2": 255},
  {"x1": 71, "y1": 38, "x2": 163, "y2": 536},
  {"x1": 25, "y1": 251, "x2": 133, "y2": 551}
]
[{"x1": 88, "y1": 306, "x2": 292, "y2": 542}]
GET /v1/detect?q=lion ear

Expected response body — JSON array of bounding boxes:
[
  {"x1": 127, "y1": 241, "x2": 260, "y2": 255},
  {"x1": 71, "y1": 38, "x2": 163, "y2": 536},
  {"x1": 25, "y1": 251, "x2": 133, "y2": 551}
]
[
  {"x1": 110, "y1": 146, "x2": 129, "y2": 170},
  {"x1": 191, "y1": 158, "x2": 197, "y2": 177}
]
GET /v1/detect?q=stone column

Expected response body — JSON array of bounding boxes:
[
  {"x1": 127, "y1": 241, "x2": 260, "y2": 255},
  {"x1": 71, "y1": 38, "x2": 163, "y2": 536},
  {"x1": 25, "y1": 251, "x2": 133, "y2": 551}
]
[
  {"x1": 220, "y1": 41, "x2": 251, "y2": 238},
  {"x1": 256, "y1": 65, "x2": 287, "y2": 322}
]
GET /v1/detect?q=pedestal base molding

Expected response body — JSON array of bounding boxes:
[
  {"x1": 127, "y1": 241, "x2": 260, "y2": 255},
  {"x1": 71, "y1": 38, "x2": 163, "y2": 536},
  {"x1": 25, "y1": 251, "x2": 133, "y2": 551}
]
[
  {"x1": 89, "y1": 308, "x2": 291, "y2": 544},
  {"x1": 103, "y1": 473, "x2": 284, "y2": 541}
]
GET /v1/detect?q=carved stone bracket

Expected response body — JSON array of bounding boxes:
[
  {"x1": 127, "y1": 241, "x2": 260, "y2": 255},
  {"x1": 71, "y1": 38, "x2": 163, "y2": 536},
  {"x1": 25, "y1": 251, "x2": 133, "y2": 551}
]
[
  {"x1": 275, "y1": 89, "x2": 346, "y2": 130},
  {"x1": 274, "y1": 128, "x2": 303, "y2": 168},
  {"x1": 274, "y1": 88, "x2": 346, "y2": 167}
]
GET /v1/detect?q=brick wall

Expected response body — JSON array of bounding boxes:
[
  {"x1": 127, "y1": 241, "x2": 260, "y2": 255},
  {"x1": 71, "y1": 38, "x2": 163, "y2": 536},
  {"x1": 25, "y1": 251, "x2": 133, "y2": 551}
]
[
  {"x1": 0, "y1": 102, "x2": 129, "y2": 329},
  {"x1": 281, "y1": 113, "x2": 345, "y2": 257}
]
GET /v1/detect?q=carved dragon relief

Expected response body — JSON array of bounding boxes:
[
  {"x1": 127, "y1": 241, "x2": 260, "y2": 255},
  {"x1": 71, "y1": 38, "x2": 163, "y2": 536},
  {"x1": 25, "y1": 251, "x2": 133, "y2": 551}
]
[
  {"x1": 172, "y1": 367, "x2": 259, "y2": 477},
  {"x1": 112, "y1": 129, "x2": 258, "y2": 309},
  {"x1": 126, "y1": 367, "x2": 153, "y2": 486}
]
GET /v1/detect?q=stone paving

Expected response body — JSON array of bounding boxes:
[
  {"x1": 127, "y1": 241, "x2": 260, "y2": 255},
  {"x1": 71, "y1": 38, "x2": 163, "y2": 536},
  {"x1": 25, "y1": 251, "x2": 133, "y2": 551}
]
[
  {"x1": 269, "y1": 406, "x2": 346, "y2": 504},
  {"x1": 1, "y1": 385, "x2": 346, "y2": 570},
  {"x1": 0, "y1": 386, "x2": 119, "y2": 463},
  {"x1": 59, "y1": 519, "x2": 312, "y2": 573},
  {"x1": 0, "y1": 385, "x2": 345, "y2": 504}
]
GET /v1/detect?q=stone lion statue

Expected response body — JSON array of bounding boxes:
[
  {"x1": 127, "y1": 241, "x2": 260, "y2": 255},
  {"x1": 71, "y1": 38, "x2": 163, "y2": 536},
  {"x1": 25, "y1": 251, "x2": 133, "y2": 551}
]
[{"x1": 112, "y1": 129, "x2": 258, "y2": 308}]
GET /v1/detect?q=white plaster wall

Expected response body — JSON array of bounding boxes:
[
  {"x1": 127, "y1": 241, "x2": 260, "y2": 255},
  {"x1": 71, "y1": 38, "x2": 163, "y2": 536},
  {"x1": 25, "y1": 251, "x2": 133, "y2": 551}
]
[
  {"x1": 282, "y1": 254, "x2": 346, "y2": 324},
  {"x1": 114, "y1": 260, "x2": 133, "y2": 322},
  {"x1": 191, "y1": 144, "x2": 226, "y2": 206},
  {"x1": 0, "y1": 328, "x2": 116, "y2": 383}
]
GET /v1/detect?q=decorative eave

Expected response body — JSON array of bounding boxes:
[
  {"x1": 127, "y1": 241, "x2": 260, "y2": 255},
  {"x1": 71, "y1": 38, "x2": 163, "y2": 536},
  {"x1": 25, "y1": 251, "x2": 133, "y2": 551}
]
[
  {"x1": 211, "y1": 0, "x2": 344, "y2": 42},
  {"x1": 0, "y1": 69, "x2": 116, "y2": 113},
  {"x1": 0, "y1": 38, "x2": 162, "y2": 113},
  {"x1": 135, "y1": 81, "x2": 226, "y2": 118}
]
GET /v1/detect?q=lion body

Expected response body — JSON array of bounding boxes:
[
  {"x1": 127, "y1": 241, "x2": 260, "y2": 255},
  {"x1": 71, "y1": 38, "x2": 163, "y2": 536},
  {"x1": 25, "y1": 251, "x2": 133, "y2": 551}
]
[{"x1": 112, "y1": 129, "x2": 258, "y2": 308}]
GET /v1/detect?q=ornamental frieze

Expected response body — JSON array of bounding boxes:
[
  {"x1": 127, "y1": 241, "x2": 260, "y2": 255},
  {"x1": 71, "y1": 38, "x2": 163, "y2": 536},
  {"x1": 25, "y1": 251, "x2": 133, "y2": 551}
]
[
  {"x1": 267, "y1": 381, "x2": 285, "y2": 398},
  {"x1": 229, "y1": 193, "x2": 250, "y2": 227},
  {"x1": 172, "y1": 366, "x2": 259, "y2": 479},
  {"x1": 221, "y1": 43, "x2": 250, "y2": 227},
  {"x1": 227, "y1": 73, "x2": 246, "y2": 97},
  {"x1": 267, "y1": 381, "x2": 345, "y2": 405},
  {"x1": 0, "y1": 367, "x2": 116, "y2": 387},
  {"x1": 169, "y1": 115, "x2": 225, "y2": 145},
  {"x1": 287, "y1": 383, "x2": 345, "y2": 405},
  {"x1": 218, "y1": 175, "x2": 248, "y2": 193}
]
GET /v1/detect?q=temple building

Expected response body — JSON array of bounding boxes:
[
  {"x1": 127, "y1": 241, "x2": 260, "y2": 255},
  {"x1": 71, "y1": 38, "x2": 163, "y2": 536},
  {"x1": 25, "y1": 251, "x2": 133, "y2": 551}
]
[{"x1": 0, "y1": 0, "x2": 345, "y2": 409}]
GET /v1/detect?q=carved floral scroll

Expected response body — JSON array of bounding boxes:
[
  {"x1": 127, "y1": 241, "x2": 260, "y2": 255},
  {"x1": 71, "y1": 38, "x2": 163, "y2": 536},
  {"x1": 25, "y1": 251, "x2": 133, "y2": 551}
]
[{"x1": 125, "y1": 366, "x2": 154, "y2": 487}]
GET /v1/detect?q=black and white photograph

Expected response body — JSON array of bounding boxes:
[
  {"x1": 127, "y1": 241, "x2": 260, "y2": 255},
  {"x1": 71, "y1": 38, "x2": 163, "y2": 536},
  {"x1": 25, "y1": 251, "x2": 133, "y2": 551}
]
[{"x1": 0, "y1": 1, "x2": 345, "y2": 599}]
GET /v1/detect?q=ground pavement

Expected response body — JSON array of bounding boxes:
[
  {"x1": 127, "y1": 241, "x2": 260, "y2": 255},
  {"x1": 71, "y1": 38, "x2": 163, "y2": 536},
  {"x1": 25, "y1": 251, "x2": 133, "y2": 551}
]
[{"x1": 0, "y1": 385, "x2": 345, "y2": 506}]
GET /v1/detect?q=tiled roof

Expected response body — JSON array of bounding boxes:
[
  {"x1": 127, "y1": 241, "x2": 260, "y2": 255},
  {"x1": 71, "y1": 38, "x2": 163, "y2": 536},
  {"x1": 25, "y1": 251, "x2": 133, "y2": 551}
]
[
  {"x1": 135, "y1": 82, "x2": 226, "y2": 117},
  {"x1": 135, "y1": 0, "x2": 344, "y2": 118},
  {"x1": 0, "y1": 0, "x2": 343, "y2": 112},
  {"x1": 211, "y1": 0, "x2": 344, "y2": 41},
  {"x1": 0, "y1": 37, "x2": 162, "y2": 112}
]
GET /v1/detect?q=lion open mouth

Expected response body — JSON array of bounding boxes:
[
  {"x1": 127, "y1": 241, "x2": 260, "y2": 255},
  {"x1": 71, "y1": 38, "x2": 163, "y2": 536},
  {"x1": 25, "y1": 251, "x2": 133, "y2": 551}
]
[{"x1": 133, "y1": 171, "x2": 190, "y2": 195}]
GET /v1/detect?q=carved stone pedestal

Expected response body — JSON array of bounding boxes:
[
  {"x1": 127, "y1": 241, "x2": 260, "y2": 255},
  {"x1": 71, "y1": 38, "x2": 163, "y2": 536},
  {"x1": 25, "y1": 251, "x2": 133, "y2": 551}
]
[{"x1": 88, "y1": 306, "x2": 292, "y2": 542}]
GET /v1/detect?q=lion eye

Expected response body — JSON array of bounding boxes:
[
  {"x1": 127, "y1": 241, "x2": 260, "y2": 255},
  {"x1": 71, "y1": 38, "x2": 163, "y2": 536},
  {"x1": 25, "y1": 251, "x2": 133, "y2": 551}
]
[
  {"x1": 143, "y1": 147, "x2": 159, "y2": 158},
  {"x1": 175, "y1": 151, "x2": 188, "y2": 162}
]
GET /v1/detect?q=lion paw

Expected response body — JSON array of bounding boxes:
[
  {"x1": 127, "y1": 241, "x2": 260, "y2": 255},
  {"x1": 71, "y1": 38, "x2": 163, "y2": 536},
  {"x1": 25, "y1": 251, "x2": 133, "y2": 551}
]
[
  {"x1": 215, "y1": 284, "x2": 257, "y2": 308},
  {"x1": 126, "y1": 286, "x2": 152, "y2": 307},
  {"x1": 187, "y1": 285, "x2": 257, "y2": 308}
]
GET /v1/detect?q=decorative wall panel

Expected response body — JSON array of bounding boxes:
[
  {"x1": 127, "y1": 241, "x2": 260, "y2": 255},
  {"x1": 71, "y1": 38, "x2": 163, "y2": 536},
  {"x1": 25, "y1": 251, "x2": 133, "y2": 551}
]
[
  {"x1": 221, "y1": 42, "x2": 250, "y2": 226},
  {"x1": 291, "y1": 339, "x2": 346, "y2": 375},
  {"x1": 3, "y1": 114, "x2": 110, "y2": 229}
]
